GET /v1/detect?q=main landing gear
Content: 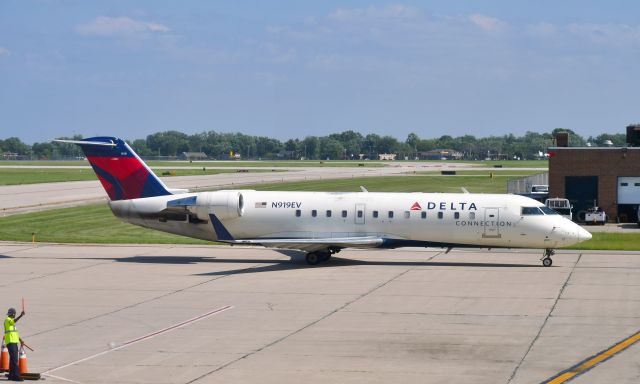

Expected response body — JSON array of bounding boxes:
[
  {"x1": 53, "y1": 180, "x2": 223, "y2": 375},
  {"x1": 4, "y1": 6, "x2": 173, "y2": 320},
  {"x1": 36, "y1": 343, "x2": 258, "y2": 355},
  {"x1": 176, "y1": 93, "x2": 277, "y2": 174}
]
[
  {"x1": 541, "y1": 249, "x2": 555, "y2": 267},
  {"x1": 305, "y1": 248, "x2": 340, "y2": 265}
]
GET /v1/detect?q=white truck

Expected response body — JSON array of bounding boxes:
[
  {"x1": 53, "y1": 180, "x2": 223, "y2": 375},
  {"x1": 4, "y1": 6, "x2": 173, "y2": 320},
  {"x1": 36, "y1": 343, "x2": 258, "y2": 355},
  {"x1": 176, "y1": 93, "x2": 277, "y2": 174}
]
[{"x1": 545, "y1": 198, "x2": 573, "y2": 221}]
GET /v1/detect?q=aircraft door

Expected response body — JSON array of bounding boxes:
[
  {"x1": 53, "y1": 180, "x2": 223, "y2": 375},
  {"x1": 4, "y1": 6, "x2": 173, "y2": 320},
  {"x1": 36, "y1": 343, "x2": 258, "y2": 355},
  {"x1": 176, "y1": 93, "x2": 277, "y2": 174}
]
[
  {"x1": 355, "y1": 203, "x2": 365, "y2": 225},
  {"x1": 483, "y1": 207, "x2": 501, "y2": 238}
]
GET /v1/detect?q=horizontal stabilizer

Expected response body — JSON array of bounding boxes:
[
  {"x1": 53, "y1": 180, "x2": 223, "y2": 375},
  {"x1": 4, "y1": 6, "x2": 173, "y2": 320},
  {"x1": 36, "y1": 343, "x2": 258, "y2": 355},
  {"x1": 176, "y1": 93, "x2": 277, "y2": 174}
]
[{"x1": 54, "y1": 139, "x2": 116, "y2": 147}]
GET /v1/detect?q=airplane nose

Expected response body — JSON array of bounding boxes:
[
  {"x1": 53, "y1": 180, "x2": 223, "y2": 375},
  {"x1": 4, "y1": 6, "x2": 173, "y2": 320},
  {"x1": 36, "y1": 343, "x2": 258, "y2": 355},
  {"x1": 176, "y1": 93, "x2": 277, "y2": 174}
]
[{"x1": 578, "y1": 226, "x2": 592, "y2": 242}]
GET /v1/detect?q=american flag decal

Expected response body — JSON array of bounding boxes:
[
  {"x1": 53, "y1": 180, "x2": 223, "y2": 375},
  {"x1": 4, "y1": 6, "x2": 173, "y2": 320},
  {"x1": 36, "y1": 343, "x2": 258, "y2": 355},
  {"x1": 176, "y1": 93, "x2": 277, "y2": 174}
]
[{"x1": 255, "y1": 202, "x2": 267, "y2": 208}]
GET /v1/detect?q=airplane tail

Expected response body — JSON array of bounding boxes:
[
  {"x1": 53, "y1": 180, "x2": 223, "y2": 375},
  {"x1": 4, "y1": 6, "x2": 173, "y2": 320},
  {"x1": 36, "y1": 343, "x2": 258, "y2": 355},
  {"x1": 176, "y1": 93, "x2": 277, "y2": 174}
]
[{"x1": 56, "y1": 137, "x2": 172, "y2": 201}]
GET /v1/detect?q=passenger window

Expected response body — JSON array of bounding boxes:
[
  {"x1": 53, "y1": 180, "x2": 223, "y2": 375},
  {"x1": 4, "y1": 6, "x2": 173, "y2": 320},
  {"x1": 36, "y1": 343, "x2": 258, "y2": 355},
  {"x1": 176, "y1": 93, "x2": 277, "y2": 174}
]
[
  {"x1": 357, "y1": 210, "x2": 363, "y2": 218},
  {"x1": 454, "y1": 212, "x2": 460, "y2": 219},
  {"x1": 388, "y1": 211, "x2": 394, "y2": 219},
  {"x1": 373, "y1": 211, "x2": 379, "y2": 218},
  {"x1": 404, "y1": 211, "x2": 410, "y2": 219},
  {"x1": 311, "y1": 209, "x2": 317, "y2": 217},
  {"x1": 326, "y1": 210, "x2": 332, "y2": 217},
  {"x1": 469, "y1": 212, "x2": 475, "y2": 220},
  {"x1": 421, "y1": 211, "x2": 427, "y2": 219},
  {"x1": 438, "y1": 212, "x2": 443, "y2": 219},
  {"x1": 521, "y1": 207, "x2": 543, "y2": 215},
  {"x1": 342, "y1": 210, "x2": 347, "y2": 218},
  {"x1": 295, "y1": 209, "x2": 301, "y2": 217}
]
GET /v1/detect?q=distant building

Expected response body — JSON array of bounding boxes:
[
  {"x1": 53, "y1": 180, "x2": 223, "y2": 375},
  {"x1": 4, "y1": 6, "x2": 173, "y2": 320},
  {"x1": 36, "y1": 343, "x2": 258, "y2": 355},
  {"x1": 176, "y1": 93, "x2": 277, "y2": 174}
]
[
  {"x1": 418, "y1": 149, "x2": 464, "y2": 160},
  {"x1": 549, "y1": 125, "x2": 640, "y2": 223},
  {"x1": 2, "y1": 152, "x2": 19, "y2": 160},
  {"x1": 378, "y1": 153, "x2": 397, "y2": 160},
  {"x1": 180, "y1": 152, "x2": 208, "y2": 161}
]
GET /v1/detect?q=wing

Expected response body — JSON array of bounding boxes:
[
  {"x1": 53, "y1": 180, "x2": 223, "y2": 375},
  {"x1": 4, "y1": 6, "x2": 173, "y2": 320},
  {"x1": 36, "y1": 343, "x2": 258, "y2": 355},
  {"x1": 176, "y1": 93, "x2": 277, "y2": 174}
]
[
  {"x1": 224, "y1": 236, "x2": 383, "y2": 253},
  {"x1": 208, "y1": 213, "x2": 383, "y2": 252}
]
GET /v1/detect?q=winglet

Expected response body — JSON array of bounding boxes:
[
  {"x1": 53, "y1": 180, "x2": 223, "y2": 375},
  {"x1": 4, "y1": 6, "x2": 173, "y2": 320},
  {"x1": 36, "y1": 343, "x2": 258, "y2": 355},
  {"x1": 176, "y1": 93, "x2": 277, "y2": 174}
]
[{"x1": 209, "y1": 214, "x2": 235, "y2": 241}]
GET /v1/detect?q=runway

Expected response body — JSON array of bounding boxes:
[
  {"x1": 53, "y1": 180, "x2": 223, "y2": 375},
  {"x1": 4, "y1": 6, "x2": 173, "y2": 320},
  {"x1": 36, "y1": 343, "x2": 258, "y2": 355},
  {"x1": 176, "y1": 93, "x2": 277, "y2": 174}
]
[{"x1": 1, "y1": 243, "x2": 639, "y2": 383}]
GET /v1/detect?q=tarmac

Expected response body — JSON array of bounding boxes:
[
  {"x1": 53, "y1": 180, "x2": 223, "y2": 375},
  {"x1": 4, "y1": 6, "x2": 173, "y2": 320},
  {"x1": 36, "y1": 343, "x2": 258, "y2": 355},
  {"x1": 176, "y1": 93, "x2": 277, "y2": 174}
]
[{"x1": 1, "y1": 242, "x2": 639, "y2": 384}]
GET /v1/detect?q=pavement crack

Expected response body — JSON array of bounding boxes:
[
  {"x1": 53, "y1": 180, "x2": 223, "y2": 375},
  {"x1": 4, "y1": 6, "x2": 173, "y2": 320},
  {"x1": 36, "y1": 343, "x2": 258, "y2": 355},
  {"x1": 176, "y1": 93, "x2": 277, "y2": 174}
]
[
  {"x1": 184, "y1": 252, "x2": 441, "y2": 384},
  {"x1": 506, "y1": 253, "x2": 582, "y2": 384},
  {"x1": 0, "y1": 260, "x2": 110, "y2": 288}
]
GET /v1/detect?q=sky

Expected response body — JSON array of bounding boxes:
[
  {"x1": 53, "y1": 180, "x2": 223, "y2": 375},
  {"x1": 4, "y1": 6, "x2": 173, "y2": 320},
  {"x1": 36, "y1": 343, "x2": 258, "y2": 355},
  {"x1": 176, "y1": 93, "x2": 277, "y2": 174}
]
[{"x1": 2, "y1": 1, "x2": 640, "y2": 144}]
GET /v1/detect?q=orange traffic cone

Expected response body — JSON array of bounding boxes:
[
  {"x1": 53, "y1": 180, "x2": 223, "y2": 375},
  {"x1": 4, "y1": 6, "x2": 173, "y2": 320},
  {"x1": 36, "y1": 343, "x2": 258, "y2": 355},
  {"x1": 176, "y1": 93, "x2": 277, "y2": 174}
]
[
  {"x1": 18, "y1": 347, "x2": 28, "y2": 375},
  {"x1": 0, "y1": 343, "x2": 8, "y2": 372}
]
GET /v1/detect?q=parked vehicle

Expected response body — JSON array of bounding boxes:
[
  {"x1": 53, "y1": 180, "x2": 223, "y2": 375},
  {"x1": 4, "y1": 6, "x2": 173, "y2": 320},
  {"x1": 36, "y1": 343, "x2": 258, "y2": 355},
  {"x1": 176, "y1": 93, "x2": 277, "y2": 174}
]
[
  {"x1": 545, "y1": 198, "x2": 573, "y2": 221},
  {"x1": 585, "y1": 206, "x2": 607, "y2": 225},
  {"x1": 531, "y1": 185, "x2": 549, "y2": 194}
]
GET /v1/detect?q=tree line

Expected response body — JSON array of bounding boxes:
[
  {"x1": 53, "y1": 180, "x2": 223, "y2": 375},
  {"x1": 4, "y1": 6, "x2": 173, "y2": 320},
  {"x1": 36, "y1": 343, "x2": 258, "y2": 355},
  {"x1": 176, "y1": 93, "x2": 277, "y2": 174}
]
[{"x1": 0, "y1": 129, "x2": 629, "y2": 160}]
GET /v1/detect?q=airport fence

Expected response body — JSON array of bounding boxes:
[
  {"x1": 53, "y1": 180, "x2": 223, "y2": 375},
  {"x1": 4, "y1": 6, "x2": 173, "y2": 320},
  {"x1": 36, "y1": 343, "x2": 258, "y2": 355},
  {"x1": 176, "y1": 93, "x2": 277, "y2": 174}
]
[{"x1": 507, "y1": 172, "x2": 548, "y2": 194}]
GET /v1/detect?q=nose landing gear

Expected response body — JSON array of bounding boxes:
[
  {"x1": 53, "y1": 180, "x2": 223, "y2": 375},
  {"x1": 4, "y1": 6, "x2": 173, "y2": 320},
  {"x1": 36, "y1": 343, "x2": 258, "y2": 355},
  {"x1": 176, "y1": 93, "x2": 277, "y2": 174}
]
[{"x1": 541, "y1": 249, "x2": 555, "y2": 267}]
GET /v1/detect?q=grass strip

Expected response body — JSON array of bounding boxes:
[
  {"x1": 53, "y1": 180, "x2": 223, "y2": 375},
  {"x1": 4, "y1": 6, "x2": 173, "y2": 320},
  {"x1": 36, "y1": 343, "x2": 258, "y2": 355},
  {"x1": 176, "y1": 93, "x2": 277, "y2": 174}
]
[
  {"x1": 567, "y1": 232, "x2": 640, "y2": 251},
  {"x1": 0, "y1": 204, "x2": 209, "y2": 244},
  {"x1": 3, "y1": 175, "x2": 636, "y2": 250}
]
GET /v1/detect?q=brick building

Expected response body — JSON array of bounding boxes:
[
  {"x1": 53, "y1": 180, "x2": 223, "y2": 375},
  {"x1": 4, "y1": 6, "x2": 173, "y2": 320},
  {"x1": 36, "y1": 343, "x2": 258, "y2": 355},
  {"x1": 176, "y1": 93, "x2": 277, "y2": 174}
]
[{"x1": 548, "y1": 146, "x2": 640, "y2": 223}]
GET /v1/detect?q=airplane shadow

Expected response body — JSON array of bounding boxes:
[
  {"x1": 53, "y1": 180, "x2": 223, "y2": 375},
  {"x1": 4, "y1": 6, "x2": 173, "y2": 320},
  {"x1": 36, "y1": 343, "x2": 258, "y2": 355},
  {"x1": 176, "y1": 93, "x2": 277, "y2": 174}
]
[
  {"x1": 194, "y1": 250, "x2": 542, "y2": 276},
  {"x1": 0, "y1": 250, "x2": 543, "y2": 276}
]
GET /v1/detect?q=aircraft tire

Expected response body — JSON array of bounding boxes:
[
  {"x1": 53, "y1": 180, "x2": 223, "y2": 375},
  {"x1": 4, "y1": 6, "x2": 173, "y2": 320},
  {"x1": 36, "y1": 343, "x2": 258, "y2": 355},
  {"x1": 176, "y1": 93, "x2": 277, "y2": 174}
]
[
  {"x1": 542, "y1": 257, "x2": 552, "y2": 267},
  {"x1": 306, "y1": 252, "x2": 320, "y2": 265}
]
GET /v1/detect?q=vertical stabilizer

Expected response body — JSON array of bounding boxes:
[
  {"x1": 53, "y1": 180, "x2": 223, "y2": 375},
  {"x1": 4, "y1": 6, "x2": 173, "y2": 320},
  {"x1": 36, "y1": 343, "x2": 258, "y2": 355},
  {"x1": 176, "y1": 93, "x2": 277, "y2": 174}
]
[{"x1": 56, "y1": 137, "x2": 172, "y2": 201}]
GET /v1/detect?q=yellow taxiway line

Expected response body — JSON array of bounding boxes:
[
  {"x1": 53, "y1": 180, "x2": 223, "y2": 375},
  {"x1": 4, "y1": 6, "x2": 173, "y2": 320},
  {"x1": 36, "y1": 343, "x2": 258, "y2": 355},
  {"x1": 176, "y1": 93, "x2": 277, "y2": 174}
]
[{"x1": 542, "y1": 330, "x2": 640, "y2": 383}]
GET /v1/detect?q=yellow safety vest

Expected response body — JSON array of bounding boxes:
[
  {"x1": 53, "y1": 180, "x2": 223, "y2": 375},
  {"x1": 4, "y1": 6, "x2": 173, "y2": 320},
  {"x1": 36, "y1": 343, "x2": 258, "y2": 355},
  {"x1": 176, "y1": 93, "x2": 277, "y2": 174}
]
[{"x1": 3, "y1": 317, "x2": 19, "y2": 344}]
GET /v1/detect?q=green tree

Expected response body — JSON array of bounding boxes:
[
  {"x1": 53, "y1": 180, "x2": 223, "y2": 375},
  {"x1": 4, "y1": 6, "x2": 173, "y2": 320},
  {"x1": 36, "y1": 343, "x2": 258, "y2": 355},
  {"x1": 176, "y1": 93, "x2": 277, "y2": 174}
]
[
  {"x1": 302, "y1": 136, "x2": 320, "y2": 159},
  {"x1": 320, "y1": 137, "x2": 345, "y2": 159},
  {"x1": 2, "y1": 137, "x2": 29, "y2": 155}
]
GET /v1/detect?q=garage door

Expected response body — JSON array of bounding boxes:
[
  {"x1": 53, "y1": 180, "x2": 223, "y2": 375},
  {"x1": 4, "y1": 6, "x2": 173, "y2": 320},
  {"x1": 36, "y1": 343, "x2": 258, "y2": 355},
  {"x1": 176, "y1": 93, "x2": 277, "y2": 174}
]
[{"x1": 617, "y1": 177, "x2": 640, "y2": 204}]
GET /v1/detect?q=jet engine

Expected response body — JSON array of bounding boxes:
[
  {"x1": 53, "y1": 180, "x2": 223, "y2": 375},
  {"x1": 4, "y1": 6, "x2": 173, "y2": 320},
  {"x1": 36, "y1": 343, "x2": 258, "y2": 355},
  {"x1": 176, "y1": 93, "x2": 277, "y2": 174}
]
[{"x1": 194, "y1": 190, "x2": 245, "y2": 220}]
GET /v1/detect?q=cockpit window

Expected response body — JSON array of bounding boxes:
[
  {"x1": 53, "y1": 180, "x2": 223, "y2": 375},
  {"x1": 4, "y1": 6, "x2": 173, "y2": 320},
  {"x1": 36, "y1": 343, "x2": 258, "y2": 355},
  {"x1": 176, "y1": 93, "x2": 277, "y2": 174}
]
[
  {"x1": 539, "y1": 206, "x2": 559, "y2": 215},
  {"x1": 521, "y1": 207, "x2": 544, "y2": 215}
]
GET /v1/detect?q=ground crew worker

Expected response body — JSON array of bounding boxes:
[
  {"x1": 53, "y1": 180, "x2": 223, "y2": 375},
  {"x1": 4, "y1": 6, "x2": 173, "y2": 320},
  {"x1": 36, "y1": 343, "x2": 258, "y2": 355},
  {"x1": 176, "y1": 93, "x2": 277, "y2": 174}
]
[{"x1": 4, "y1": 307, "x2": 25, "y2": 381}]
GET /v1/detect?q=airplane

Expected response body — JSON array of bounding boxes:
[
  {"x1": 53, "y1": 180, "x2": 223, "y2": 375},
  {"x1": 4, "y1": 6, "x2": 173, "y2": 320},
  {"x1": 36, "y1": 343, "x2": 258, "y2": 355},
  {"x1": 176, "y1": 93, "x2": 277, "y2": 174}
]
[{"x1": 55, "y1": 137, "x2": 592, "y2": 267}]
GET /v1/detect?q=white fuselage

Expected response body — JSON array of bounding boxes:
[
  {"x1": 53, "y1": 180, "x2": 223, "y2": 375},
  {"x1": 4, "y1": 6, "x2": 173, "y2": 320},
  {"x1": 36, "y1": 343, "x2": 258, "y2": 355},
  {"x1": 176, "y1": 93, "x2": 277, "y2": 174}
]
[{"x1": 109, "y1": 190, "x2": 591, "y2": 250}]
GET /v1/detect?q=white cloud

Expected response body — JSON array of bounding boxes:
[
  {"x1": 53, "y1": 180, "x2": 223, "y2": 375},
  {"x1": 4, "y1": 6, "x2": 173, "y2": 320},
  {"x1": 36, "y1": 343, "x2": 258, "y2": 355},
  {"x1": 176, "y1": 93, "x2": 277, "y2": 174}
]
[
  {"x1": 0, "y1": 47, "x2": 10, "y2": 56},
  {"x1": 526, "y1": 22, "x2": 557, "y2": 37},
  {"x1": 75, "y1": 16, "x2": 169, "y2": 37},
  {"x1": 329, "y1": 5, "x2": 420, "y2": 22},
  {"x1": 468, "y1": 14, "x2": 507, "y2": 32}
]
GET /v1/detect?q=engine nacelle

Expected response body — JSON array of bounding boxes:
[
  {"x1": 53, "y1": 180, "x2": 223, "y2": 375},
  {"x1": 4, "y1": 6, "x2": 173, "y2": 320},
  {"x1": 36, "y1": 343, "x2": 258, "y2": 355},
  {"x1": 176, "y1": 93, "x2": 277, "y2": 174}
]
[{"x1": 195, "y1": 191, "x2": 245, "y2": 220}]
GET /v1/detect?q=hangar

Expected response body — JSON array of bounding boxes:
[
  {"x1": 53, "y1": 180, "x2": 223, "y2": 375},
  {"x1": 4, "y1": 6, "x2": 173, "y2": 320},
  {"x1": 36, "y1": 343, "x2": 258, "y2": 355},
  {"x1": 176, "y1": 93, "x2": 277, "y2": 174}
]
[{"x1": 548, "y1": 125, "x2": 640, "y2": 223}]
